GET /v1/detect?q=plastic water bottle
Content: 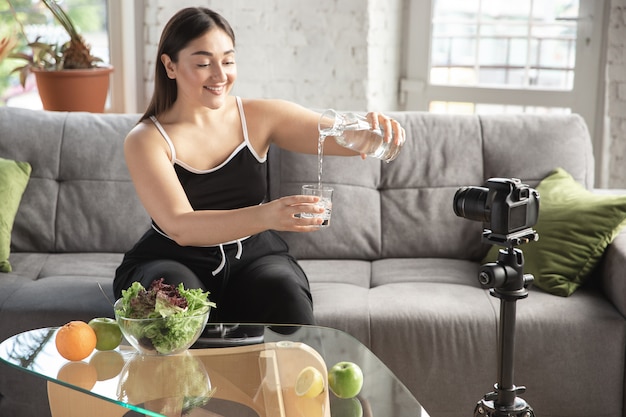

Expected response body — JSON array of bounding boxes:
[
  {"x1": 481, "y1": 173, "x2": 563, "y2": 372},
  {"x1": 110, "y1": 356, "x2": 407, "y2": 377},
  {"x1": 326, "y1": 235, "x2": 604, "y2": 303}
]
[{"x1": 318, "y1": 109, "x2": 403, "y2": 162}]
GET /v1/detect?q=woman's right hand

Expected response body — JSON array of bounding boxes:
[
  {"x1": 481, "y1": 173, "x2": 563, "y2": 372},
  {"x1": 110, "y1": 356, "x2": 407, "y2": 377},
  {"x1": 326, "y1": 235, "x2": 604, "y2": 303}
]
[{"x1": 262, "y1": 195, "x2": 326, "y2": 232}]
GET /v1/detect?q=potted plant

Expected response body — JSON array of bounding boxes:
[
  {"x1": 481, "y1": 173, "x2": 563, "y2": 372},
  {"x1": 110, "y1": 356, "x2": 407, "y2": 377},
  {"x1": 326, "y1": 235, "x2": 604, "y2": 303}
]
[{"x1": 7, "y1": 0, "x2": 113, "y2": 112}]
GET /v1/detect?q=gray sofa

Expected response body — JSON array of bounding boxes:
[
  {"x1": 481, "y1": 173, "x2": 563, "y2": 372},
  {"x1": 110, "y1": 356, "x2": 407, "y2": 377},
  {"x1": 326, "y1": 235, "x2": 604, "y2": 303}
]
[{"x1": 1, "y1": 106, "x2": 625, "y2": 417}]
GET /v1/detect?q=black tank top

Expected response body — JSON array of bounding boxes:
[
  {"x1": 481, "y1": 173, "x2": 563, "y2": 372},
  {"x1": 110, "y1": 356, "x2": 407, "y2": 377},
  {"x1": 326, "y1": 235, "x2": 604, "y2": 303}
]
[{"x1": 150, "y1": 97, "x2": 267, "y2": 217}]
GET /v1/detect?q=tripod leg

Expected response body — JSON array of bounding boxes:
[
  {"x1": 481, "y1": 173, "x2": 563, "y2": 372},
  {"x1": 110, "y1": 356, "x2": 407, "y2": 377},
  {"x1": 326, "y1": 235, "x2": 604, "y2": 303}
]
[
  {"x1": 498, "y1": 298, "x2": 517, "y2": 407},
  {"x1": 473, "y1": 296, "x2": 534, "y2": 417}
]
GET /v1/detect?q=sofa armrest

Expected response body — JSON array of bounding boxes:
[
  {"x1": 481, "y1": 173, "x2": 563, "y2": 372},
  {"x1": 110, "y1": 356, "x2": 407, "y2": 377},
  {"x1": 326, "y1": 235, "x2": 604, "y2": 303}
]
[
  {"x1": 591, "y1": 188, "x2": 626, "y2": 316},
  {"x1": 601, "y1": 230, "x2": 626, "y2": 317}
]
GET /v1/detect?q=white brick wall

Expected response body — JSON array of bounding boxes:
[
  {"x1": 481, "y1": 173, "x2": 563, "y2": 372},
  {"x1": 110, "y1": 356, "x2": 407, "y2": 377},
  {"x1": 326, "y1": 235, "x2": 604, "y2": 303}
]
[
  {"x1": 608, "y1": 0, "x2": 626, "y2": 187},
  {"x1": 367, "y1": 0, "x2": 405, "y2": 111},
  {"x1": 143, "y1": 0, "x2": 402, "y2": 111}
]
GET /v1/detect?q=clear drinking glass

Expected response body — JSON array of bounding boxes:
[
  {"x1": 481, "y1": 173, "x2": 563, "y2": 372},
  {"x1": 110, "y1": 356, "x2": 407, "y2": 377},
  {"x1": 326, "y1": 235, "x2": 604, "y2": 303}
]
[{"x1": 300, "y1": 184, "x2": 333, "y2": 227}]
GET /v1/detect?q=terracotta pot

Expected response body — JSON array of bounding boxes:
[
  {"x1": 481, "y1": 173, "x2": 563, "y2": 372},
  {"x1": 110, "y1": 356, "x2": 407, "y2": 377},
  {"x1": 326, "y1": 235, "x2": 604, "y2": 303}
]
[{"x1": 33, "y1": 66, "x2": 114, "y2": 113}]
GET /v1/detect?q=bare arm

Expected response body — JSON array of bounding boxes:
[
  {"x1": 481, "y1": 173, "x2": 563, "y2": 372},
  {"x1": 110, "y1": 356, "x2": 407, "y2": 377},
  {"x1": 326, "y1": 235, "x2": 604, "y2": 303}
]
[
  {"x1": 124, "y1": 122, "x2": 325, "y2": 247},
  {"x1": 242, "y1": 99, "x2": 360, "y2": 156},
  {"x1": 242, "y1": 99, "x2": 406, "y2": 157}
]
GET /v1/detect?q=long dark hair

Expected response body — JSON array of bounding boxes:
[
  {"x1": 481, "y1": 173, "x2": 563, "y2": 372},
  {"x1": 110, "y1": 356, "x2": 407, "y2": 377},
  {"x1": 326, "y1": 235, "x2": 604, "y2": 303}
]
[{"x1": 140, "y1": 7, "x2": 236, "y2": 122}]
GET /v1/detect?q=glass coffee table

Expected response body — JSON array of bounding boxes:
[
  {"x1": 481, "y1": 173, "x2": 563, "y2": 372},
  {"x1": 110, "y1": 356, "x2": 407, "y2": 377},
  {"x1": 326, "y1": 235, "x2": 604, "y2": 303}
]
[{"x1": 0, "y1": 324, "x2": 428, "y2": 417}]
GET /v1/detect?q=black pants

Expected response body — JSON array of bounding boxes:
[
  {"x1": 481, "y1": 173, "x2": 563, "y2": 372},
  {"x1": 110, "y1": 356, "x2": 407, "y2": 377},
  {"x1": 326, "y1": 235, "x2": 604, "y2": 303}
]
[{"x1": 114, "y1": 229, "x2": 314, "y2": 325}]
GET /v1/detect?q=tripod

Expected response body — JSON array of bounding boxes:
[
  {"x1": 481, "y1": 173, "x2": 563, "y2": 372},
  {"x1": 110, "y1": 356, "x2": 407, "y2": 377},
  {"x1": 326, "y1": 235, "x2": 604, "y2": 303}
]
[{"x1": 473, "y1": 229, "x2": 537, "y2": 417}]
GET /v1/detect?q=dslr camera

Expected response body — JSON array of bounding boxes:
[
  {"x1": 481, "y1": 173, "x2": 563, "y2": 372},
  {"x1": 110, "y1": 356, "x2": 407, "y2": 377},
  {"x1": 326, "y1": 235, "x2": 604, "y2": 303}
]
[{"x1": 453, "y1": 178, "x2": 539, "y2": 246}]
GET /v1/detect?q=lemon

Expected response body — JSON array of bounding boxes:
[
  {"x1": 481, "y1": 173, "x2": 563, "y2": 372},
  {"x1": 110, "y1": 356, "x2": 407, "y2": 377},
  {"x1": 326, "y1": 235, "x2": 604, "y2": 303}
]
[{"x1": 295, "y1": 366, "x2": 325, "y2": 398}]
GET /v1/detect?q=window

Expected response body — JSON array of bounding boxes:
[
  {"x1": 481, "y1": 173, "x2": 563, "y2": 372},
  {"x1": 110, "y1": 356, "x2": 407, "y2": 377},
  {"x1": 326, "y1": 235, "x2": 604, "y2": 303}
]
[
  {"x1": 402, "y1": 0, "x2": 609, "y2": 183},
  {"x1": 430, "y1": 0, "x2": 578, "y2": 90},
  {"x1": 0, "y1": 0, "x2": 109, "y2": 109}
]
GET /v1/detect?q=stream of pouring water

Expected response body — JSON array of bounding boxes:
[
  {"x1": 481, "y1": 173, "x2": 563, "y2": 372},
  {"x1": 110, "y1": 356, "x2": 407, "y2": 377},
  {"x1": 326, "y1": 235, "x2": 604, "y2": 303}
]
[{"x1": 317, "y1": 133, "x2": 327, "y2": 188}]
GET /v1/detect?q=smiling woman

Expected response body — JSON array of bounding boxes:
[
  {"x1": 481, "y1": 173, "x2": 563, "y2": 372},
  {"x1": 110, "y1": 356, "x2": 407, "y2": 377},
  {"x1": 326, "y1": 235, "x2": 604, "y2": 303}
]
[{"x1": 112, "y1": 6, "x2": 405, "y2": 328}]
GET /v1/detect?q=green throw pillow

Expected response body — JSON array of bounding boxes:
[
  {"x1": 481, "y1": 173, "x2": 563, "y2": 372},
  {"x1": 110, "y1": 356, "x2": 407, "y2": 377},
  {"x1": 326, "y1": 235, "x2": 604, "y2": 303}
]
[
  {"x1": 0, "y1": 157, "x2": 32, "y2": 273},
  {"x1": 483, "y1": 167, "x2": 626, "y2": 297}
]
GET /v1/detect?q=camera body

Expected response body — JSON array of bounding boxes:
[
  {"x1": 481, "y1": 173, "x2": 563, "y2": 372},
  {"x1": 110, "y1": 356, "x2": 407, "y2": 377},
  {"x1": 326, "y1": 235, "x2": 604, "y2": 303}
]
[{"x1": 453, "y1": 178, "x2": 539, "y2": 246}]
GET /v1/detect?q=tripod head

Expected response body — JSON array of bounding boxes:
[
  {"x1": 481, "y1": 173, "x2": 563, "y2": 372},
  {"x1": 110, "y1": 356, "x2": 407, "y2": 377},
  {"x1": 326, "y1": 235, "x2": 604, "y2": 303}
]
[{"x1": 479, "y1": 228, "x2": 537, "y2": 297}]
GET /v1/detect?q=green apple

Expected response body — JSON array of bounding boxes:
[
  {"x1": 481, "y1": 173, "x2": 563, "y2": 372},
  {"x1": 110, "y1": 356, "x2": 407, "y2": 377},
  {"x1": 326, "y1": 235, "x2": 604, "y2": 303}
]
[
  {"x1": 328, "y1": 361, "x2": 363, "y2": 399},
  {"x1": 88, "y1": 317, "x2": 123, "y2": 351},
  {"x1": 89, "y1": 350, "x2": 125, "y2": 381},
  {"x1": 330, "y1": 395, "x2": 364, "y2": 417}
]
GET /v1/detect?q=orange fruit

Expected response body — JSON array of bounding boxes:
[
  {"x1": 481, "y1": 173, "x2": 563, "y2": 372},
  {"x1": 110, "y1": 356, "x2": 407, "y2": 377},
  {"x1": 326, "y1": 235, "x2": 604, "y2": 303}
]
[
  {"x1": 56, "y1": 361, "x2": 98, "y2": 390},
  {"x1": 55, "y1": 321, "x2": 97, "y2": 361}
]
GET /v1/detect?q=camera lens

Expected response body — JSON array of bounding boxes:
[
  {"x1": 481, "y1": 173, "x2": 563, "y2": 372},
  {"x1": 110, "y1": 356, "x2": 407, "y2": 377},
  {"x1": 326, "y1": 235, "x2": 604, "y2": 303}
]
[{"x1": 453, "y1": 186, "x2": 490, "y2": 222}]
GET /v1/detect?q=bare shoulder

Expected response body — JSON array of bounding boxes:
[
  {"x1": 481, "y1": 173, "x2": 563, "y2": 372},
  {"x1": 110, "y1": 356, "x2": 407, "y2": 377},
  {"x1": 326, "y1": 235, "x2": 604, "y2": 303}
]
[
  {"x1": 126, "y1": 119, "x2": 154, "y2": 141},
  {"x1": 124, "y1": 119, "x2": 169, "y2": 158}
]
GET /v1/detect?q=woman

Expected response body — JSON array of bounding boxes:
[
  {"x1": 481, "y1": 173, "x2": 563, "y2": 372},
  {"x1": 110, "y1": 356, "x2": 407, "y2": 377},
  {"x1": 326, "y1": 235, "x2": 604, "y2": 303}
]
[{"x1": 114, "y1": 7, "x2": 405, "y2": 326}]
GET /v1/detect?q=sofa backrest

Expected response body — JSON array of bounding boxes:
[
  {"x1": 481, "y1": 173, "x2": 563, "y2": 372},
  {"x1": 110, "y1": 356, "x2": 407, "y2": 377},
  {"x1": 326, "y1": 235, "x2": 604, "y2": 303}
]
[
  {"x1": 269, "y1": 112, "x2": 594, "y2": 262},
  {"x1": 0, "y1": 108, "x2": 149, "y2": 253},
  {"x1": 1, "y1": 108, "x2": 594, "y2": 261}
]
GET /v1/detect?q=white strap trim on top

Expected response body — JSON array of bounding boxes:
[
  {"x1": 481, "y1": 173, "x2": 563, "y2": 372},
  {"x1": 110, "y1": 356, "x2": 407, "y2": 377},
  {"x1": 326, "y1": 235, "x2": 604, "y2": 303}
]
[
  {"x1": 236, "y1": 96, "x2": 265, "y2": 163},
  {"x1": 181, "y1": 143, "x2": 246, "y2": 174},
  {"x1": 150, "y1": 115, "x2": 176, "y2": 163},
  {"x1": 149, "y1": 97, "x2": 265, "y2": 172}
]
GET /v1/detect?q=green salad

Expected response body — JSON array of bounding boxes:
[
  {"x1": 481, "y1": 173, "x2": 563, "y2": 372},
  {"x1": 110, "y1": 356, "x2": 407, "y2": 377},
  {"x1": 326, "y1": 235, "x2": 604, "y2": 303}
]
[{"x1": 115, "y1": 279, "x2": 216, "y2": 354}]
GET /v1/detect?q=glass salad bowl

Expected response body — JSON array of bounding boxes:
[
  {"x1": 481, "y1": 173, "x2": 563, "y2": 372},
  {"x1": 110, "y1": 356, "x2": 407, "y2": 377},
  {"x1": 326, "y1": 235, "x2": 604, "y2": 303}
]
[{"x1": 114, "y1": 299, "x2": 209, "y2": 355}]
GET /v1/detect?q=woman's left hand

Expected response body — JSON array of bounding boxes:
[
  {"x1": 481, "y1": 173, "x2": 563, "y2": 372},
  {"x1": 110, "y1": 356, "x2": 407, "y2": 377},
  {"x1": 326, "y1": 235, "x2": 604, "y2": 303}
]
[{"x1": 364, "y1": 112, "x2": 406, "y2": 159}]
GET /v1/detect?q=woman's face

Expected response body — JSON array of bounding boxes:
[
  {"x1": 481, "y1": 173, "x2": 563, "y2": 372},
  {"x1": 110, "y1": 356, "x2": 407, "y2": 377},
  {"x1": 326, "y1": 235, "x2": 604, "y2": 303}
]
[{"x1": 162, "y1": 28, "x2": 237, "y2": 110}]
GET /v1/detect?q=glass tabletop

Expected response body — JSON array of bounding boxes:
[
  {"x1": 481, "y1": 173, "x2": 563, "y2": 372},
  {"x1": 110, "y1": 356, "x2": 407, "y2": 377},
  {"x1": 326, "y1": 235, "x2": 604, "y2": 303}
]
[{"x1": 0, "y1": 324, "x2": 428, "y2": 417}]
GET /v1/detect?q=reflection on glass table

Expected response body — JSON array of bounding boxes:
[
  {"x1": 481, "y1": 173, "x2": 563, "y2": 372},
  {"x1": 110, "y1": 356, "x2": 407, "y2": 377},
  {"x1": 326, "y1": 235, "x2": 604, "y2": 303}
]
[{"x1": 0, "y1": 324, "x2": 428, "y2": 417}]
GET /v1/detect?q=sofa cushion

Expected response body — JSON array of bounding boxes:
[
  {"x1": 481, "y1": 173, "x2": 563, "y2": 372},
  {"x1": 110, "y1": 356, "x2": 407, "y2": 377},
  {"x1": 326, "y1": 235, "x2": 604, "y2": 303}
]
[
  {"x1": 0, "y1": 108, "x2": 150, "y2": 253},
  {"x1": 480, "y1": 114, "x2": 594, "y2": 188},
  {"x1": 0, "y1": 253, "x2": 121, "y2": 342},
  {"x1": 299, "y1": 259, "x2": 372, "y2": 346},
  {"x1": 484, "y1": 167, "x2": 626, "y2": 296},
  {"x1": 0, "y1": 158, "x2": 31, "y2": 272}
]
